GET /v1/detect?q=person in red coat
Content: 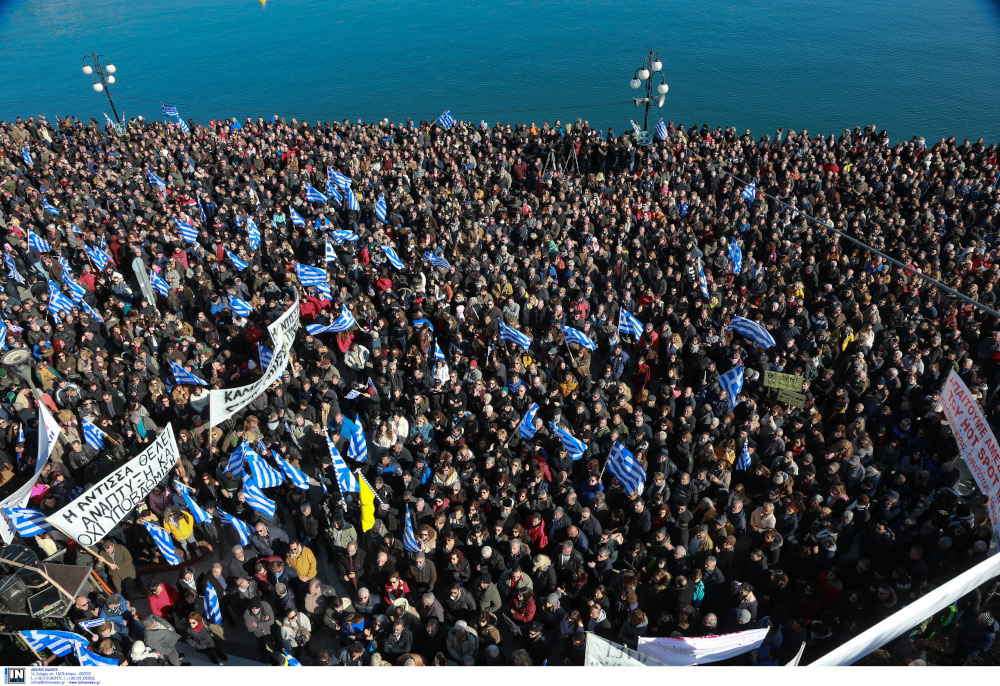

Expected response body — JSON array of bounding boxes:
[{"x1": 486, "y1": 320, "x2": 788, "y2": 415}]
[
  {"x1": 147, "y1": 582, "x2": 180, "y2": 623},
  {"x1": 384, "y1": 571, "x2": 411, "y2": 606},
  {"x1": 510, "y1": 588, "x2": 536, "y2": 627}
]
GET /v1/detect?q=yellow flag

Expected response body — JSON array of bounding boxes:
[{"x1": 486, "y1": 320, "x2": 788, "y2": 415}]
[{"x1": 359, "y1": 473, "x2": 375, "y2": 532}]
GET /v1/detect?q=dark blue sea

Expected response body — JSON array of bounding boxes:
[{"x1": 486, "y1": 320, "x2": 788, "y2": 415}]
[{"x1": 1, "y1": 0, "x2": 999, "y2": 140}]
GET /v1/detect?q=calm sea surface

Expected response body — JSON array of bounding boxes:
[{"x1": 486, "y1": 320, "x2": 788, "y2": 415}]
[{"x1": 0, "y1": 0, "x2": 999, "y2": 141}]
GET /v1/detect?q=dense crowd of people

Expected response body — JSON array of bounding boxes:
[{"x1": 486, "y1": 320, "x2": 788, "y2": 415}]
[{"x1": 1, "y1": 111, "x2": 1000, "y2": 666}]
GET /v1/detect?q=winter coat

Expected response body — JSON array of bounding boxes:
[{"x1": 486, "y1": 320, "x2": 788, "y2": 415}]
[{"x1": 184, "y1": 621, "x2": 216, "y2": 651}]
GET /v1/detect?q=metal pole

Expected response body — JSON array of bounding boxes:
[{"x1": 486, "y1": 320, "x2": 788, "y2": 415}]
[{"x1": 643, "y1": 52, "x2": 653, "y2": 131}]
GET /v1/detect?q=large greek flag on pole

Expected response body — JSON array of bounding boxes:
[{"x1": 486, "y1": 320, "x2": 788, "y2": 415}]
[
  {"x1": 21, "y1": 147, "x2": 32, "y2": 166},
  {"x1": 2, "y1": 507, "x2": 53, "y2": 536},
  {"x1": 305, "y1": 184, "x2": 328, "y2": 203},
  {"x1": 424, "y1": 252, "x2": 451, "y2": 270},
  {"x1": 19, "y1": 630, "x2": 88, "y2": 657},
  {"x1": 326, "y1": 430, "x2": 359, "y2": 493},
  {"x1": 228, "y1": 295, "x2": 253, "y2": 318},
  {"x1": 403, "y1": 508, "x2": 420, "y2": 553},
  {"x1": 328, "y1": 167, "x2": 351, "y2": 191},
  {"x1": 82, "y1": 417, "x2": 106, "y2": 450},
  {"x1": 727, "y1": 316, "x2": 776, "y2": 348},
  {"x1": 47, "y1": 282, "x2": 76, "y2": 315},
  {"x1": 75, "y1": 643, "x2": 119, "y2": 666},
  {"x1": 551, "y1": 422, "x2": 587, "y2": 460},
  {"x1": 656, "y1": 119, "x2": 669, "y2": 141},
  {"x1": 607, "y1": 442, "x2": 646, "y2": 495},
  {"x1": 273, "y1": 453, "x2": 310, "y2": 491},
  {"x1": 143, "y1": 521, "x2": 182, "y2": 566},
  {"x1": 247, "y1": 450, "x2": 286, "y2": 488},
  {"x1": 437, "y1": 110, "x2": 455, "y2": 129},
  {"x1": 381, "y1": 245, "x2": 405, "y2": 270},
  {"x1": 374, "y1": 193, "x2": 387, "y2": 222},
  {"x1": 348, "y1": 415, "x2": 368, "y2": 463},
  {"x1": 331, "y1": 230, "x2": 359, "y2": 243},
  {"x1": 718, "y1": 364, "x2": 744, "y2": 410},
  {"x1": 169, "y1": 359, "x2": 209, "y2": 386},
  {"x1": 42, "y1": 199, "x2": 61, "y2": 216},
  {"x1": 161, "y1": 103, "x2": 179, "y2": 117},
  {"x1": 519, "y1": 403, "x2": 539, "y2": 440},
  {"x1": 150, "y1": 270, "x2": 169, "y2": 297},
  {"x1": 84, "y1": 245, "x2": 112, "y2": 271},
  {"x1": 226, "y1": 250, "x2": 249, "y2": 271},
  {"x1": 176, "y1": 484, "x2": 210, "y2": 523},
  {"x1": 247, "y1": 217, "x2": 261, "y2": 250},
  {"x1": 217, "y1": 508, "x2": 252, "y2": 545},
  {"x1": 146, "y1": 168, "x2": 167, "y2": 194},
  {"x1": 697, "y1": 255, "x2": 710, "y2": 298},
  {"x1": 736, "y1": 443, "x2": 752, "y2": 471},
  {"x1": 499, "y1": 320, "x2": 531, "y2": 349},
  {"x1": 258, "y1": 343, "x2": 273, "y2": 368},
  {"x1": 174, "y1": 218, "x2": 198, "y2": 243},
  {"x1": 618, "y1": 308, "x2": 644, "y2": 337},
  {"x1": 742, "y1": 180, "x2": 757, "y2": 204},
  {"x1": 325, "y1": 237, "x2": 336, "y2": 263},
  {"x1": 225, "y1": 440, "x2": 250, "y2": 476},
  {"x1": 242, "y1": 473, "x2": 277, "y2": 519},
  {"x1": 561, "y1": 325, "x2": 597, "y2": 351},
  {"x1": 204, "y1": 583, "x2": 222, "y2": 624},
  {"x1": 27, "y1": 231, "x2": 51, "y2": 253},
  {"x1": 346, "y1": 188, "x2": 361, "y2": 212},
  {"x1": 289, "y1": 207, "x2": 306, "y2": 227}
]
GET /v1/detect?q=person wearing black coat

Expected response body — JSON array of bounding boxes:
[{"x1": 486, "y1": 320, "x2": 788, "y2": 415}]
[{"x1": 183, "y1": 612, "x2": 227, "y2": 665}]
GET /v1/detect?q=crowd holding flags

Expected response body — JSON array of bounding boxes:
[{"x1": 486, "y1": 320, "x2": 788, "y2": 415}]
[
  {"x1": 551, "y1": 422, "x2": 587, "y2": 460},
  {"x1": 424, "y1": 251, "x2": 451, "y2": 270},
  {"x1": 499, "y1": 320, "x2": 531, "y2": 349},
  {"x1": 174, "y1": 217, "x2": 198, "y2": 243},
  {"x1": 519, "y1": 403, "x2": 539, "y2": 440},
  {"x1": 436, "y1": 109, "x2": 456, "y2": 129},
  {"x1": 326, "y1": 429, "x2": 360, "y2": 494},
  {"x1": 381, "y1": 245, "x2": 405, "y2": 270},
  {"x1": 719, "y1": 364, "x2": 744, "y2": 409},
  {"x1": 561, "y1": 324, "x2": 597, "y2": 351},
  {"x1": 143, "y1": 520, "x2": 183, "y2": 566},
  {"x1": 169, "y1": 359, "x2": 209, "y2": 386},
  {"x1": 606, "y1": 442, "x2": 646, "y2": 495},
  {"x1": 618, "y1": 308, "x2": 644, "y2": 338},
  {"x1": 305, "y1": 184, "x2": 328, "y2": 203},
  {"x1": 727, "y1": 316, "x2": 776, "y2": 348},
  {"x1": 242, "y1": 473, "x2": 277, "y2": 519}
]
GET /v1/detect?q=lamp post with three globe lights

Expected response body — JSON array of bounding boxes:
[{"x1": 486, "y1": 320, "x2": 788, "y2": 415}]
[{"x1": 82, "y1": 53, "x2": 120, "y2": 124}]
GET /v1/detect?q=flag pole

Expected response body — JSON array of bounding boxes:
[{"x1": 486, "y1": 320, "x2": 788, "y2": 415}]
[
  {"x1": 2, "y1": 555, "x2": 74, "y2": 601},
  {"x1": 561, "y1": 329, "x2": 578, "y2": 370}
]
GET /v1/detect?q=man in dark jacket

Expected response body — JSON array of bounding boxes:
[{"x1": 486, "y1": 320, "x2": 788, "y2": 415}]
[
  {"x1": 442, "y1": 582, "x2": 477, "y2": 624},
  {"x1": 243, "y1": 599, "x2": 279, "y2": 657},
  {"x1": 335, "y1": 541, "x2": 367, "y2": 592},
  {"x1": 475, "y1": 574, "x2": 502, "y2": 616},
  {"x1": 408, "y1": 552, "x2": 438, "y2": 597},
  {"x1": 140, "y1": 614, "x2": 182, "y2": 666}
]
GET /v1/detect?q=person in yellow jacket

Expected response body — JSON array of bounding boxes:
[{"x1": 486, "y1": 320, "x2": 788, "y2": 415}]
[
  {"x1": 286, "y1": 541, "x2": 318, "y2": 583},
  {"x1": 163, "y1": 508, "x2": 198, "y2": 561}
]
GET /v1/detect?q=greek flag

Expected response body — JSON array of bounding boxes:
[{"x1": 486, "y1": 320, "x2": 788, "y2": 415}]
[
  {"x1": 21, "y1": 147, "x2": 32, "y2": 166},
  {"x1": 228, "y1": 295, "x2": 253, "y2": 318},
  {"x1": 729, "y1": 240, "x2": 743, "y2": 274},
  {"x1": 247, "y1": 217, "x2": 261, "y2": 250},
  {"x1": 242, "y1": 473, "x2": 276, "y2": 519},
  {"x1": 226, "y1": 250, "x2": 249, "y2": 271},
  {"x1": 656, "y1": 119, "x2": 668, "y2": 141},
  {"x1": 225, "y1": 440, "x2": 251, "y2": 475},
  {"x1": 217, "y1": 508, "x2": 253, "y2": 545},
  {"x1": 618, "y1": 308, "x2": 644, "y2": 338},
  {"x1": 247, "y1": 450, "x2": 285, "y2": 489},
  {"x1": 27, "y1": 231, "x2": 51, "y2": 253},
  {"x1": 295, "y1": 261, "x2": 327, "y2": 288},
  {"x1": 48, "y1": 282, "x2": 76, "y2": 315},
  {"x1": 75, "y1": 643, "x2": 119, "y2": 667},
  {"x1": 289, "y1": 207, "x2": 305, "y2": 227},
  {"x1": 325, "y1": 237, "x2": 336, "y2": 263},
  {"x1": 82, "y1": 417, "x2": 106, "y2": 450},
  {"x1": 42, "y1": 199, "x2": 60, "y2": 216},
  {"x1": 146, "y1": 168, "x2": 167, "y2": 194},
  {"x1": 346, "y1": 187, "x2": 360, "y2": 212},
  {"x1": 258, "y1": 343, "x2": 273, "y2": 368},
  {"x1": 284, "y1": 651, "x2": 302, "y2": 667},
  {"x1": 433, "y1": 340, "x2": 446, "y2": 363},
  {"x1": 174, "y1": 217, "x2": 198, "y2": 243},
  {"x1": 326, "y1": 181, "x2": 343, "y2": 203},
  {"x1": 0, "y1": 318, "x2": 6, "y2": 351},
  {"x1": 381, "y1": 244, "x2": 405, "y2": 269},
  {"x1": 84, "y1": 244, "x2": 112, "y2": 271},
  {"x1": 551, "y1": 422, "x2": 586, "y2": 460},
  {"x1": 20, "y1": 630, "x2": 88, "y2": 657},
  {"x1": 374, "y1": 193, "x2": 387, "y2": 222},
  {"x1": 198, "y1": 198, "x2": 207, "y2": 223},
  {"x1": 150, "y1": 270, "x2": 169, "y2": 298},
  {"x1": 176, "y1": 116, "x2": 190, "y2": 133},
  {"x1": 631, "y1": 119, "x2": 641, "y2": 134},
  {"x1": 328, "y1": 167, "x2": 351, "y2": 191},
  {"x1": 403, "y1": 508, "x2": 420, "y2": 553},
  {"x1": 5, "y1": 253, "x2": 25, "y2": 283},
  {"x1": 606, "y1": 442, "x2": 646, "y2": 495},
  {"x1": 727, "y1": 316, "x2": 776, "y2": 348},
  {"x1": 345, "y1": 390, "x2": 363, "y2": 399},
  {"x1": 161, "y1": 103, "x2": 179, "y2": 117},
  {"x1": 519, "y1": 403, "x2": 539, "y2": 440},
  {"x1": 176, "y1": 485, "x2": 210, "y2": 524},
  {"x1": 204, "y1": 583, "x2": 222, "y2": 624},
  {"x1": 561, "y1": 325, "x2": 597, "y2": 351},
  {"x1": 424, "y1": 252, "x2": 451, "y2": 270},
  {"x1": 736, "y1": 443, "x2": 752, "y2": 471},
  {"x1": 326, "y1": 431, "x2": 359, "y2": 493},
  {"x1": 81, "y1": 299, "x2": 104, "y2": 322},
  {"x1": 305, "y1": 184, "x2": 328, "y2": 203},
  {"x1": 331, "y1": 229, "x2": 359, "y2": 243},
  {"x1": 348, "y1": 415, "x2": 367, "y2": 463},
  {"x1": 2, "y1": 507, "x2": 53, "y2": 536},
  {"x1": 168, "y1": 359, "x2": 208, "y2": 386},
  {"x1": 742, "y1": 181, "x2": 757, "y2": 204},
  {"x1": 499, "y1": 320, "x2": 531, "y2": 349},
  {"x1": 63, "y1": 277, "x2": 86, "y2": 303},
  {"x1": 719, "y1": 364, "x2": 744, "y2": 409},
  {"x1": 697, "y1": 254, "x2": 709, "y2": 298},
  {"x1": 56, "y1": 254, "x2": 73, "y2": 280},
  {"x1": 274, "y1": 453, "x2": 310, "y2": 491},
  {"x1": 143, "y1": 520, "x2": 182, "y2": 566},
  {"x1": 437, "y1": 109, "x2": 455, "y2": 129}
]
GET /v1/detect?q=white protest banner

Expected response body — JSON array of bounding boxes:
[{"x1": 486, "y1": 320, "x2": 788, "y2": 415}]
[
  {"x1": 0, "y1": 404, "x2": 63, "y2": 543},
  {"x1": 267, "y1": 289, "x2": 300, "y2": 348},
  {"x1": 585, "y1": 633, "x2": 661, "y2": 666},
  {"x1": 940, "y1": 370, "x2": 1000, "y2": 533},
  {"x1": 209, "y1": 330, "x2": 289, "y2": 427},
  {"x1": 637, "y1": 628, "x2": 769, "y2": 666},
  {"x1": 47, "y1": 424, "x2": 179, "y2": 546}
]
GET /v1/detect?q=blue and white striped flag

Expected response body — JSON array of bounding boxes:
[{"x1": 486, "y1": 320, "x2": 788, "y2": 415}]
[
  {"x1": 374, "y1": 193, "x2": 387, "y2": 222},
  {"x1": 228, "y1": 295, "x2": 253, "y2": 318},
  {"x1": 198, "y1": 198, "x2": 207, "y2": 224},
  {"x1": 161, "y1": 103, "x2": 179, "y2": 117},
  {"x1": 294, "y1": 261, "x2": 328, "y2": 289},
  {"x1": 631, "y1": 119, "x2": 641, "y2": 134},
  {"x1": 5, "y1": 253, "x2": 25, "y2": 283},
  {"x1": 325, "y1": 236, "x2": 336, "y2": 263},
  {"x1": 348, "y1": 415, "x2": 367, "y2": 463},
  {"x1": 204, "y1": 582, "x2": 222, "y2": 624},
  {"x1": 345, "y1": 188, "x2": 360, "y2": 212},
  {"x1": 20, "y1": 630, "x2": 88, "y2": 657},
  {"x1": 176, "y1": 116, "x2": 190, "y2": 133},
  {"x1": 696, "y1": 254, "x2": 709, "y2": 298},
  {"x1": 56, "y1": 254, "x2": 73, "y2": 280},
  {"x1": 42, "y1": 198, "x2": 61, "y2": 216},
  {"x1": 424, "y1": 252, "x2": 451, "y2": 270},
  {"x1": 247, "y1": 450, "x2": 285, "y2": 488},
  {"x1": 242, "y1": 473, "x2": 276, "y2": 519},
  {"x1": 656, "y1": 119, "x2": 668, "y2": 141},
  {"x1": 48, "y1": 282, "x2": 75, "y2": 315},
  {"x1": 606, "y1": 442, "x2": 646, "y2": 495},
  {"x1": 176, "y1": 484, "x2": 210, "y2": 524},
  {"x1": 736, "y1": 443, "x2": 752, "y2": 471},
  {"x1": 84, "y1": 244, "x2": 112, "y2": 271},
  {"x1": 63, "y1": 277, "x2": 86, "y2": 304},
  {"x1": 618, "y1": 308, "x2": 644, "y2": 338},
  {"x1": 75, "y1": 643, "x2": 119, "y2": 666},
  {"x1": 226, "y1": 250, "x2": 249, "y2": 271},
  {"x1": 247, "y1": 217, "x2": 261, "y2": 250},
  {"x1": 273, "y1": 453, "x2": 310, "y2": 491},
  {"x1": 326, "y1": 431, "x2": 359, "y2": 493},
  {"x1": 3, "y1": 507, "x2": 53, "y2": 536},
  {"x1": 719, "y1": 364, "x2": 744, "y2": 410},
  {"x1": 437, "y1": 109, "x2": 455, "y2": 129},
  {"x1": 499, "y1": 320, "x2": 531, "y2": 349},
  {"x1": 150, "y1": 269, "x2": 169, "y2": 297},
  {"x1": 305, "y1": 184, "x2": 328, "y2": 203},
  {"x1": 216, "y1": 508, "x2": 253, "y2": 545},
  {"x1": 82, "y1": 417, "x2": 106, "y2": 450},
  {"x1": 225, "y1": 440, "x2": 251, "y2": 475},
  {"x1": 258, "y1": 343, "x2": 273, "y2": 368},
  {"x1": 174, "y1": 217, "x2": 198, "y2": 243},
  {"x1": 143, "y1": 520, "x2": 182, "y2": 566},
  {"x1": 729, "y1": 240, "x2": 743, "y2": 274},
  {"x1": 331, "y1": 229, "x2": 359, "y2": 243},
  {"x1": 27, "y1": 231, "x2": 51, "y2": 253},
  {"x1": 21, "y1": 147, "x2": 32, "y2": 166},
  {"x1": 345, "y1": 390, "x2": 363, "y2": 399},
  {"x1": 551, "y1": 422, "x2": 586, "y2": 460},
  {"x1": 146, "y1": 168, "x2": 167, "y2": 194},
  {"x1": 168, "y1": 359, "x2": 208, "y2": 386},
  {"x1": 433, "y1": 340, "x2": 446, "y2": 362},
  {"x1": 284, "y1": 651, "x2": 302, "y2": 666},
  {"x1": 81, "y1": 299, "x2": 104, "y2": 323},
  {"x1": 326, "y1": 181, "x2": 343, "y2": 203},
  {"x1": 727, "y1": 316, "x2": 776, "y2": 349},
  {"x1": 328, "y1": 167, "x2": 351, "y2": 191},
  {"x1": 381, "y1": 245, "x2": 405, "y2": 270},
  {"x1": 742, "y1": 181, "x2": 757, "y2": 204},
  {"x1": 519, "y1": 403, "x2": 539, "y2": 440},
  {"x1": 561, "y1": 325, "x2": 597, "y2": 351},
  {"x1": 0, "y1": 318, "x2": 6, "y2": 351},
  {"x1": 403, "y1": 507, "x2": 420, "y2": 553},
  {"x1": 289, "y1": 207, "x2": 306, "y2": 227}
]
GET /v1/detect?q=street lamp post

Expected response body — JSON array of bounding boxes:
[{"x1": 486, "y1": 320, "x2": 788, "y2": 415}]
[
  {"x1": 629, "y1": 49, "x2": 668, "y2": 133},
  {"x1": 82, "y1": 53, "x2": 120, "y2": 123}
]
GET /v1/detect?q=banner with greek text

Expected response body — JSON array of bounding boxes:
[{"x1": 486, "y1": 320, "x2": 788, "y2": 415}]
[
  {"x1": 208, "y1": 330, "x2": 289, "y2": 427},
  {"x1": 47, "y1": 424, "x2": 179, "y2": 546},
  {"x1": 637, "y1": 628, "x2": 769, "y2": 666},
  {"x1": 267, "y1": 289, "x2": 300, "y2": 348}
]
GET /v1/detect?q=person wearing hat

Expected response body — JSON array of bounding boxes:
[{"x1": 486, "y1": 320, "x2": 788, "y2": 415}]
[{"x1": 243, "y1": 597, "x2": 279, "y2": 657}]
